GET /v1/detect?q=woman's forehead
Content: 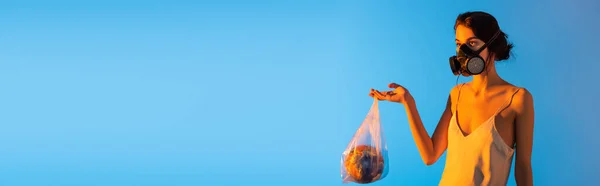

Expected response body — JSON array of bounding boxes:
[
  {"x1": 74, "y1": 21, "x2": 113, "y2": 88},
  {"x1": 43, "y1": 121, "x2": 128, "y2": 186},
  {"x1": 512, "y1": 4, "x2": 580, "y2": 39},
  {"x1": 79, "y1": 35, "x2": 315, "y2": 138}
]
[{"x1": 455, "y1": 25, "x2": 479, "y2": 42}]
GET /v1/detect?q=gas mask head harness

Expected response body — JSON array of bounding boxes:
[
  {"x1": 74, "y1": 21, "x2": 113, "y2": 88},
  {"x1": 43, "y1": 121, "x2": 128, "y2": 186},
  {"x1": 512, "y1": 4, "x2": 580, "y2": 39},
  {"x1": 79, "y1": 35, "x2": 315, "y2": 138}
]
[{"x1": 449, "y1": 29, "x2": 501, "y2": 76}]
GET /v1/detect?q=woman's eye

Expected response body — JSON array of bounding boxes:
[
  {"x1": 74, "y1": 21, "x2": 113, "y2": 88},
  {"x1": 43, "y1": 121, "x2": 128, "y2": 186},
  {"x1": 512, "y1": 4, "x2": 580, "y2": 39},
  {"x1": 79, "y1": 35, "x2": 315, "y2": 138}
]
[{"x1": 468, "y1": 41, "x2": 477, "y2": 46}]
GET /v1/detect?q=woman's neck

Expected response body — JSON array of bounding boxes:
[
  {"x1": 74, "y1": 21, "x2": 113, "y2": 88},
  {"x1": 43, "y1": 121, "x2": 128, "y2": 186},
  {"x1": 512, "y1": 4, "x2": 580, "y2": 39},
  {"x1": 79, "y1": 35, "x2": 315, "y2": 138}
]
[{"x1": 471, "y1": 70, "x2": 504, "y2": 95}]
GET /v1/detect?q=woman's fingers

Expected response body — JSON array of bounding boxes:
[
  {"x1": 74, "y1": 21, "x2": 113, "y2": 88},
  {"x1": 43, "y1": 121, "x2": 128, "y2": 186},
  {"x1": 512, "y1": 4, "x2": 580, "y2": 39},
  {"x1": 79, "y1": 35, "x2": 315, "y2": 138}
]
[
  {"x1": 386, "y1": 91, "x2": 397, "y2": 96},
  {"x1": 370, "y1": 87, "x2": 397, "y2": 100},
  {"x1": 372, "y1": 89, "x2": 388, "y2": 100},
  {"x1": 388, "y1": 83, "x2": 401, "y2": 89}
]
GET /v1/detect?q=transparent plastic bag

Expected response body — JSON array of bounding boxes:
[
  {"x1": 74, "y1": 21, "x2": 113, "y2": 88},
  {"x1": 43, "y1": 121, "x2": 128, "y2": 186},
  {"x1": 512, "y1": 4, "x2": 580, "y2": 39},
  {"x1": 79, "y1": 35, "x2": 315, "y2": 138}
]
[{"x1": 341, "y1": 98, "x2": 389, "y2": 184}]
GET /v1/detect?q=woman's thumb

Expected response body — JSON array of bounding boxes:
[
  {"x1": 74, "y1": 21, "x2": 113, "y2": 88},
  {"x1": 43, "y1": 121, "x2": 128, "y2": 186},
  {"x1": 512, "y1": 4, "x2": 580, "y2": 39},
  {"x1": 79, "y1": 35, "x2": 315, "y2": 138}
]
[{"x1": 388, "y1": 83, "x2": 400, "y2": 89}]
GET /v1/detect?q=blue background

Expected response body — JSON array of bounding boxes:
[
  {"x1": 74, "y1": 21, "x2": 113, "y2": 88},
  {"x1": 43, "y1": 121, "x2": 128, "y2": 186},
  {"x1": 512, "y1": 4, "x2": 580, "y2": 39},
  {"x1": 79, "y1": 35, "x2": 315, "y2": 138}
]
[{"x1": 1, "y1": 0, "x2": 598, "y2": 185}]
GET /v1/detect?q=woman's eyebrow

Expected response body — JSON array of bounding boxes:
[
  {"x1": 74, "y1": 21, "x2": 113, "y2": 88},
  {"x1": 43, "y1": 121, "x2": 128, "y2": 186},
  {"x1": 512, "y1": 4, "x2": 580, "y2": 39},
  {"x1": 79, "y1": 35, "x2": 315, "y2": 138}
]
[{"x1": 455, "y1": 36, "x2": 478, "y2": 43}]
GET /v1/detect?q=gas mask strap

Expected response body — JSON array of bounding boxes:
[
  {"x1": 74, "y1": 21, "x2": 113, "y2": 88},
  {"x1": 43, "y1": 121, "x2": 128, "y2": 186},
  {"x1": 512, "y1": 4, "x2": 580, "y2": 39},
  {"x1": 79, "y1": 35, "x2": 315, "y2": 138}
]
[
  {"x1": 475, "y1": 29, "x2": 502, "y2": 54},
  {"x1": 455, "y1": 75, "x2": 460, "y2": 85}
]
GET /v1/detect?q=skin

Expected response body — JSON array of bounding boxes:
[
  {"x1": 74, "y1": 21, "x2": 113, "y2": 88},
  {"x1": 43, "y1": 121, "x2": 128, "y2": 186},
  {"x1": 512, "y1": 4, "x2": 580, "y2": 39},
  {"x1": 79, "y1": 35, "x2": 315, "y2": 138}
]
[{"x1": 369, "y1": 24, "x2": 534, "y2": 186}]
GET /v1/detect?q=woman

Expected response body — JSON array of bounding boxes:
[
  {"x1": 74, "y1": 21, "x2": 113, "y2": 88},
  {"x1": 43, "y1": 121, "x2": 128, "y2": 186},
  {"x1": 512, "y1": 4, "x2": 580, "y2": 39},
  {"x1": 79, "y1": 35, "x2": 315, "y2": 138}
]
[{"x1": 369, "y1": 11, "x2": 534, "y2": 186}]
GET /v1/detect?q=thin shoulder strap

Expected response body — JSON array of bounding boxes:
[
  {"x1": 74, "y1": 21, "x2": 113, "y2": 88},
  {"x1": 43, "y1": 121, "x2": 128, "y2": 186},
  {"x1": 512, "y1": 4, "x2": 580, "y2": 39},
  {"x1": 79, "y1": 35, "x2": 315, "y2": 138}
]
[
  {"x1": 454, "y1": 83, "x2": 467, "y2": 112},
  {"x1": 494, "y1": 87, "x2": 522, "y2": 115}
]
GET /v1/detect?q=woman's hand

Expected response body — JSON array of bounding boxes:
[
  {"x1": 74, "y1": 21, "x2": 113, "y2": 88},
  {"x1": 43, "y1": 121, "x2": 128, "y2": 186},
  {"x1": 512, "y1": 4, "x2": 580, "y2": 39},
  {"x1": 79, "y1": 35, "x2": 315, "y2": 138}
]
[{"x1": 369, "y1": 83, "x2": 412, "y2": 104}]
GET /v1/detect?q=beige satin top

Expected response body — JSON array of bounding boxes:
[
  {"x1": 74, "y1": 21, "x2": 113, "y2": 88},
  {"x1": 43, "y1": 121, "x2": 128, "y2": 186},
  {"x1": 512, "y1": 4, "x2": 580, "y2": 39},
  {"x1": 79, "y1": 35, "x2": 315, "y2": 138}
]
[{"x1": 439, "y1": 84, "x2": 521, "y2": 186}]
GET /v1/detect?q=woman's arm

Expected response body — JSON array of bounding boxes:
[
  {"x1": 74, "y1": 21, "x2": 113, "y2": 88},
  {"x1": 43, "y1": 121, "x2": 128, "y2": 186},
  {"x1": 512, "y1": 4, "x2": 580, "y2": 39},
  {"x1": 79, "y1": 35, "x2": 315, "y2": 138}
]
[
  {"x1": 514, "y1": 88, "x2": 535, "y2": 186},
  {"x1": 402, "y1": 87, "x2": 456, "y2": 166},
  {"x1": 370, "y1": 83, "x2": 457, "y2": 166}
]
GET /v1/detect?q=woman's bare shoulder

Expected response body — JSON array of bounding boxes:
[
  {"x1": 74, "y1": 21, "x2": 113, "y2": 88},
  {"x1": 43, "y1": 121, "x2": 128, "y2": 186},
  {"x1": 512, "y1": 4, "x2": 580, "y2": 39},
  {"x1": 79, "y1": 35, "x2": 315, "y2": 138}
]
[
  {"x1": 505, "y1": 83, "x2": 534, "y2": 114},
  {"x1": 449, "y1": 83, "x2": 468, "y2": 95},
  {"x1": 448, "y1": 83, "x2": 467, "y2": 111},
  {"x1": 515, "y1": 88, "x2": 534, "y2": 113},
  {"x1": 503, "y1": 82, "x2": 532, "y2": 99}
]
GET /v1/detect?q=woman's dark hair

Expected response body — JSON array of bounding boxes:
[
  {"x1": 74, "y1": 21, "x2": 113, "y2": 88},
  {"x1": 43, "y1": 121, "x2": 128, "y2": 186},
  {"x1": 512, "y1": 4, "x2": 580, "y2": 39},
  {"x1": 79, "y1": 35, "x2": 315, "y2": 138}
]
[{"x1": 454, "y1": 11, "x2": 514, "y2": 62}]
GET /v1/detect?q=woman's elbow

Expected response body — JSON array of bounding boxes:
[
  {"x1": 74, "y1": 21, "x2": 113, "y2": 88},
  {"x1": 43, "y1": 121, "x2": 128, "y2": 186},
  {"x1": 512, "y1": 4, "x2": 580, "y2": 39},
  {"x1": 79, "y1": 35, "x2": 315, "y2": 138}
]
[
  {"x1": 424, "y1": 160, "x2": 436, "y2": 166},
  {"x1": 423, "y1": 156, "x2": 439, "y2": 166}
]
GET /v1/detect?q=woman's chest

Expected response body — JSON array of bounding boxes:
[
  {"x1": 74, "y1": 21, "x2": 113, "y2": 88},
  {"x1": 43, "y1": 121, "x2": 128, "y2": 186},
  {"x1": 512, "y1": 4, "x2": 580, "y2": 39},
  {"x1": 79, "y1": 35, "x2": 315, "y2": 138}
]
[{"x1": 454, "y1": 96, "x2": 517, "y2": 147}]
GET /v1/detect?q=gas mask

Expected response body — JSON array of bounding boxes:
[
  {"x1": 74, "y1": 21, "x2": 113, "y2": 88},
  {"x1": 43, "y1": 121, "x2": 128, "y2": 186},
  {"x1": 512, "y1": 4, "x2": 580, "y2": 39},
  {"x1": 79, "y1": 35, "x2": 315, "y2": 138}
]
[{"x1": 449, "y1": 30, "x2": 501, "y2": 76}]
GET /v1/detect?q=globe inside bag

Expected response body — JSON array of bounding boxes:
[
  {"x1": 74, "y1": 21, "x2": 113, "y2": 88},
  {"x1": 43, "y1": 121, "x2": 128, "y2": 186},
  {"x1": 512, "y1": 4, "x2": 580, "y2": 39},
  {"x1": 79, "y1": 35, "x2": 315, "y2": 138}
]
[{"x1": 340, "y1": 98, "x2": 389, "y2": 184}]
